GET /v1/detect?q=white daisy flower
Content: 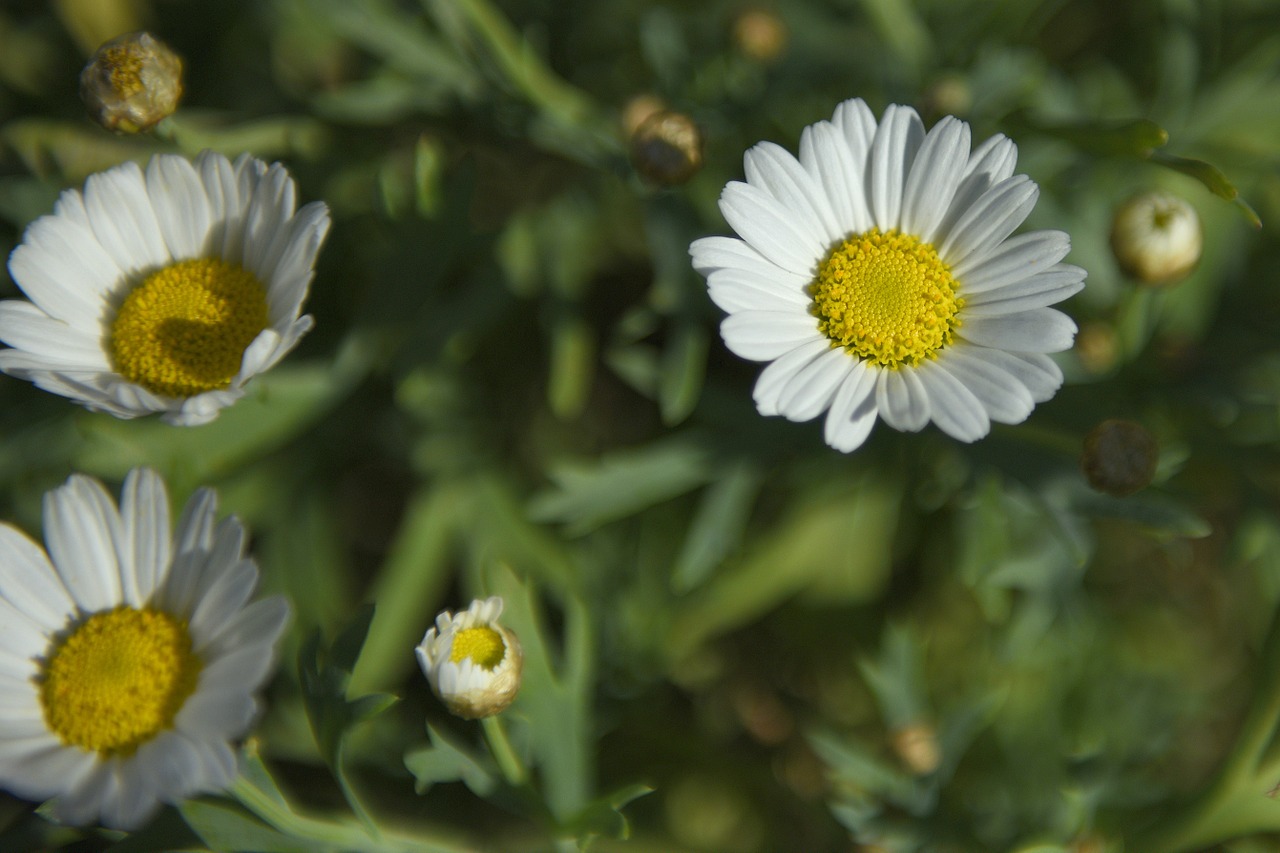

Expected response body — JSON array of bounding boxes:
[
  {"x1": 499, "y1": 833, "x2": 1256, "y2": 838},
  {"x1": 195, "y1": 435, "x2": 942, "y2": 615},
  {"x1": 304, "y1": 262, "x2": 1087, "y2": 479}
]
[
  {"x1": 691, "y1": 98, "x2": 1085, "y2": 452},
  {"x1": 0, "y1": 468, "x2": 290, "y2": 830},
  {"x1": 0, "y1": 151, "x2": 330, "y2": 426},
  {"x1": 415, "y1": 597, "x2": 523, "y2": 720}
]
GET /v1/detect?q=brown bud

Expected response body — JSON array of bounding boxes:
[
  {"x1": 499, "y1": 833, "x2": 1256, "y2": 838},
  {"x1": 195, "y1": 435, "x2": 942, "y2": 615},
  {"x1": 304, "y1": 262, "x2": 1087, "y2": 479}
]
[
  {"x1": 80, "y1": 31, "x2": 183, "y2": 134},
  {"x1": 1082, "y1": 419, "x2": 1159, "y2": 497},
  {"x1": 1110, "y1": 191, "x2": 1202, "y2": 285},
  {"x1": 630, "y1": 110, "x2": 704, "y2": 186}
]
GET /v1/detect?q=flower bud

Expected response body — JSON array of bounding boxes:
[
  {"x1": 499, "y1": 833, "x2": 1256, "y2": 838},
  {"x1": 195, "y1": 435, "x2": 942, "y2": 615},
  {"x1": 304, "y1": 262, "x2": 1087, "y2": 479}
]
[
  {"x1": 80, "y1": 31, "x2": 183, "y2": 134},
  {"x1": 416, "y1": 596, "x2": 522, "y2": 719},
  {"x1": 891, "y1": 721, "x2": 941, "y2": 775},
  {"x1": 1082, "y1": 419, "x2": 1159, "y2": 497},
  {"x1": 732, "y1": 9, "x2": 788, "y2": 63},
  {"x1": 630, "y1": 110, "x2": 704, "y2": 186},
  {"x1": 1110, "y1": 190, "x2": 1202, "y2": 285}
]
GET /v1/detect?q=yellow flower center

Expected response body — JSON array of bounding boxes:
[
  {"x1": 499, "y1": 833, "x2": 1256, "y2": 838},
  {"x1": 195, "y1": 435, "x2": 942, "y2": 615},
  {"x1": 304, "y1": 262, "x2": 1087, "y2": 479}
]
[
  {"x1": 40, "y1": 606, "x2": 203, "y2": 756},
  {"x1": 109, "y1": 258, "x2": 269, "y2": 398},
  {"x1": 102, "y1": 44, "x2": 145, "y2": 97},
  {"x1": 809, "y1": 228, "x2": 963, "y2": 368},
  {"x1": 449, "y1": 626, "x2": 506, "y2": 670}
]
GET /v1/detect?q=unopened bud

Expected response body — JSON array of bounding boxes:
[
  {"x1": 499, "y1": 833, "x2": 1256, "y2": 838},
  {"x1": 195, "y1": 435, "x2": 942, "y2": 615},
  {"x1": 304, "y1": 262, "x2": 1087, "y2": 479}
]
[
  {"x1": 1082, "y1": 419, "x2": 1158, "y2": 497},
  {"x1": 732, "y1": 9, "x2": 788, "y2": 64},
  {"x1": 1075, "y1": 321, "x2": 1118, "y2": 375},
  {"x1": 621, "y1": 93, "x2": 667, "y2": 138},
  {"x1": 415, "y1": 597, "x2": 523, "y2": 719},
  {"x1": 1110, "y1": 191, "x2": 1202, "y2": 285},
  {"x1": 80, "y1": 31, "x2": 183, "y2": 134},
  {"x1": 630, "y1": 110, "x2": 704, "y2": 186},
  {"x1": 891, "y1": 722, "x2": 941, "y2": 775}
]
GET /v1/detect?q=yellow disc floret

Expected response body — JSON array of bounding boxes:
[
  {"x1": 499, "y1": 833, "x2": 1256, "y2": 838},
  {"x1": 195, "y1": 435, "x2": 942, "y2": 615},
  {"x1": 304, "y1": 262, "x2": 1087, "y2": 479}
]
[
  {"x1": 449, "y1": 626, "x2": 507, "y2": 670},
  {"x1": 810, "y1": 228, "x2": 963, "y2": 368},
  {"x1": 110, "y1": 258, "x2": 269, "y2": 398},
  {"x1": 40, "y1": 606, "x2": 203, "y2": 756}
]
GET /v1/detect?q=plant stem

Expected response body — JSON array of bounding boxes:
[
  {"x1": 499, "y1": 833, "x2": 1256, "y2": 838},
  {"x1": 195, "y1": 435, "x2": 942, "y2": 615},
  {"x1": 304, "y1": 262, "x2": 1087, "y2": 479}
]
[{"x1": 482, "y1": 714, "x2": 528, "y2": 787}]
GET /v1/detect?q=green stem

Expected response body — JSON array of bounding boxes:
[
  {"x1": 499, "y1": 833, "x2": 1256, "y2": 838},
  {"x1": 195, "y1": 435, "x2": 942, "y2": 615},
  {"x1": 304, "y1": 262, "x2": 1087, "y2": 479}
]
[
  {"x1": 482, "y1": 714, "x2": 528, "y2": 787},
  {"x1": 230, "y1": 774, "x2": 478, "y2": 853}
]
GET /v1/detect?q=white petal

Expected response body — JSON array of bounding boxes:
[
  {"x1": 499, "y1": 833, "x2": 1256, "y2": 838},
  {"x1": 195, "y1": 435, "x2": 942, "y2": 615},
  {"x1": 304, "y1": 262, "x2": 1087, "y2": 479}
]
[
  {"x1": 720, "y1": 310, "x2": 823, "y2": 361},
  {"x1": 832, "y1": 98, "x2": 878, "y2": 167},
  {"x1": 707, "y1": 268, "x2": 811, "y2": 314},
  {"x1": 175, "y1": 687, "x2": 256, "y2": 739},
  {"x1": 800, "y1": 121, "x2": 872, "y2": 236},
  {"x1": 188, "y1": 558, "x2": 258, "y2": 647},
  {"x1": 822, "y1": 360, "x2": 878, "y2": 452},
  {"x1": 204, "y1": 595, "x2": 290, "y2": 664},
  {"x1": 44, "y1": 474, "x2": 125, "y2": 612},
  {"x1": 262, "y1": 201, "x2": 330, "y2": 324},
  {"x1": 953, "y1": 230, "x2": 1071, "y2": 291},
  {"x1": 962, "y1": 265, "x2": 1086, "y2": 316},
  {"x1": 959, "y1": 307, "x2": 1077, "y2": 353},
  {"x1": 916, "y1": 359, "x2": 990, "y2": 442},
  {"x1": 936, "y1": 346, "x2": 1035, "y2": 424},
  {"x1": 8, "y1": 215, "x2": 118, "y2": 328},
  {"x1": 939, "y1": 175, "x2": 1038, "y2": 267},
  {"x1": 745, "y1": 141, "x2": 843, "y2": 247},
  {"x1": 0, "y1": 739, "x2": 97, "y2": 801},
  {"x1": 83, "y1": 161, "x2": 170, "y2": 274},
  {"x1": 867, "y1": 104, "x2": 925, "y2": 232},
  {"x1": 752, "y1": 338, "x2": 830, "y2": 416},
  {"x1": 900, "y1": 116, "x2": 971, "y2": 243},
  {"x1": 934, "y1": 134, "x2": 1019, "y2": 246},
  {"x1": 962, "y1": 347, "x2": 1064, "y2": 402},
  {"x1": 776, "y1": 346, "x2": 854, "y2": 422},
  {"x1": 876, "y1": 367, "x2": 930, "y2": 431},
  {"x1": 719, "y1": 182, "x2": 825, "y2": 274},
  {"x1": 120, "y1": 468, "x2": 172, "y2": 607},
  {"x1": 145, "y1": 155, "x2": 213, "y2": 260},
  {"x1": 0, "y1": 302, "x2": 109, "y2": 368}
]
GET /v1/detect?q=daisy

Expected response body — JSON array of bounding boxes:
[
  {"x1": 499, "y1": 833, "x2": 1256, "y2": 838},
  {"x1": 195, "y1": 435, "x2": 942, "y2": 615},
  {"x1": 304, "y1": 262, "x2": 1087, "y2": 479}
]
[
  {"x1": 691, "y1": 98, "x2": 1084, "y2": 452},
  {"x1": 416, "y1": 597, "x2": 522, "y2": 720},
  {"x1": 0, "y1": 468, "x2": 290, "y2": 830},
  {"x1": 0, "y1": 151, "x2": 330, "y2": 426}
]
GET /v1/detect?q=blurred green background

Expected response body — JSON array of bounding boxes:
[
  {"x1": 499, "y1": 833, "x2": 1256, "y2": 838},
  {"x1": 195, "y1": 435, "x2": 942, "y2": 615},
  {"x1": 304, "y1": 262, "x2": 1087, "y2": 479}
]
[{"x1": 3, "y1": 0, "x2": 1280, "y2": 850}]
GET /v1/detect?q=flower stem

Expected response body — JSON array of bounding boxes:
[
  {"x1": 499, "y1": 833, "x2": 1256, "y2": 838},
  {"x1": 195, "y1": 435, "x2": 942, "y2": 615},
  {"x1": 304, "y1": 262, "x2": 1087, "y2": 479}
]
[{"x1": 482, "y1": 714, "x2": 528, "y2": 787}]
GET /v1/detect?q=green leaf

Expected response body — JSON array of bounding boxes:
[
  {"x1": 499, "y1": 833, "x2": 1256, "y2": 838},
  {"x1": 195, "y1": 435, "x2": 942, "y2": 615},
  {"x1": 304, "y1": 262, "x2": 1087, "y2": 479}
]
[
  {"x1": 298, "y1": 607, "x2": 400, "y2": 833},
  {"x1": 1071, "y1": 489, "x2": 1212, "y2": 539},
  {"x1": 658, "y1": 323, "x2": 708, "y2": 427},
  {"x1": 179, "y1": 800, "x2": 312, "y2": 853},
  {"x1": 405, "y1": 723, "x2": 499, "y2": 797},
  {"x1": 671, "y1": 461, "x2": 762, "y2": 592},
  {"x1": 566, "y1": 783, "x2": 655, "y2": 845},
  {"x1": 528, "y1": 435, "x2": 717, "y2": 535},
  {"x1": 859, "y1": 624, "x2": 930, "y2": 730},
  {"x1": 1033, "y1": 117, "x2": 1169, "y2": 157},
  {"x1": 1148, "y1": 150, "x2": 1262, "y2": 227}
]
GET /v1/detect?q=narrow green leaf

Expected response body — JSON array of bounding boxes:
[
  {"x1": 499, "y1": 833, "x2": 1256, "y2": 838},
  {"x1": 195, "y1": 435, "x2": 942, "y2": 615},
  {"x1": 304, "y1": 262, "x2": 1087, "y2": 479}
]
[
  {"x1": 179, "y1": 800, "x2": 311, "y2": 853},
  {"x1": 658, "y1": 323, "x2": 708, "y2": 426},
  {"x1": 528, "y1": 436, "x2": 716, "y2": 535},
  {"x1": 1148, "y1": 150, "x2": 1262, "y2": 227},
  {"x1": 671, "y1": 461, "x2": 762, "y2": 592},
  {"x1": 405, "y1": 724, "x2": 499, "y2": 797}
]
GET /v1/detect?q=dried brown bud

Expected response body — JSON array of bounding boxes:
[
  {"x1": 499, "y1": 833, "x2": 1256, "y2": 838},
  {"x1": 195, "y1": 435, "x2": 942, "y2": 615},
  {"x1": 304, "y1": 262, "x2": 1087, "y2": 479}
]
[
  {"x1": 1110, "y1": 191, "x2": 1202, "y2": 285},
  {"x1": 630, "y1": 110, "x2": 704, "y2": 186},
  {"x1": 81, "y1": 31, "x2": 183, "y2": 134},
  {"x1": 1082, "y1": 419, "x2": 1159, "y2": 497}
]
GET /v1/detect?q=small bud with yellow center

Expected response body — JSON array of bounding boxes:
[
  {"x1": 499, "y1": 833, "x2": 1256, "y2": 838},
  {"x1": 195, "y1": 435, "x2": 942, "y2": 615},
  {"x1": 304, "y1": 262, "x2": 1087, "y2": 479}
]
[
  {"x1": 415, "y1": 596, "x2": 522, "y2": 719},
  {"x1": 1082, "y1": 419, "x2": 1159, "y2": 497},
  {"x1": 1110, "y1": 190, "x2": 1202, "y2": 286},
  {"x1": 630, "y1": 110, "x2": 704, "y2": 187},
  {"x1": 81, "y1": 31, "x2": 183, "y2": 134}
]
